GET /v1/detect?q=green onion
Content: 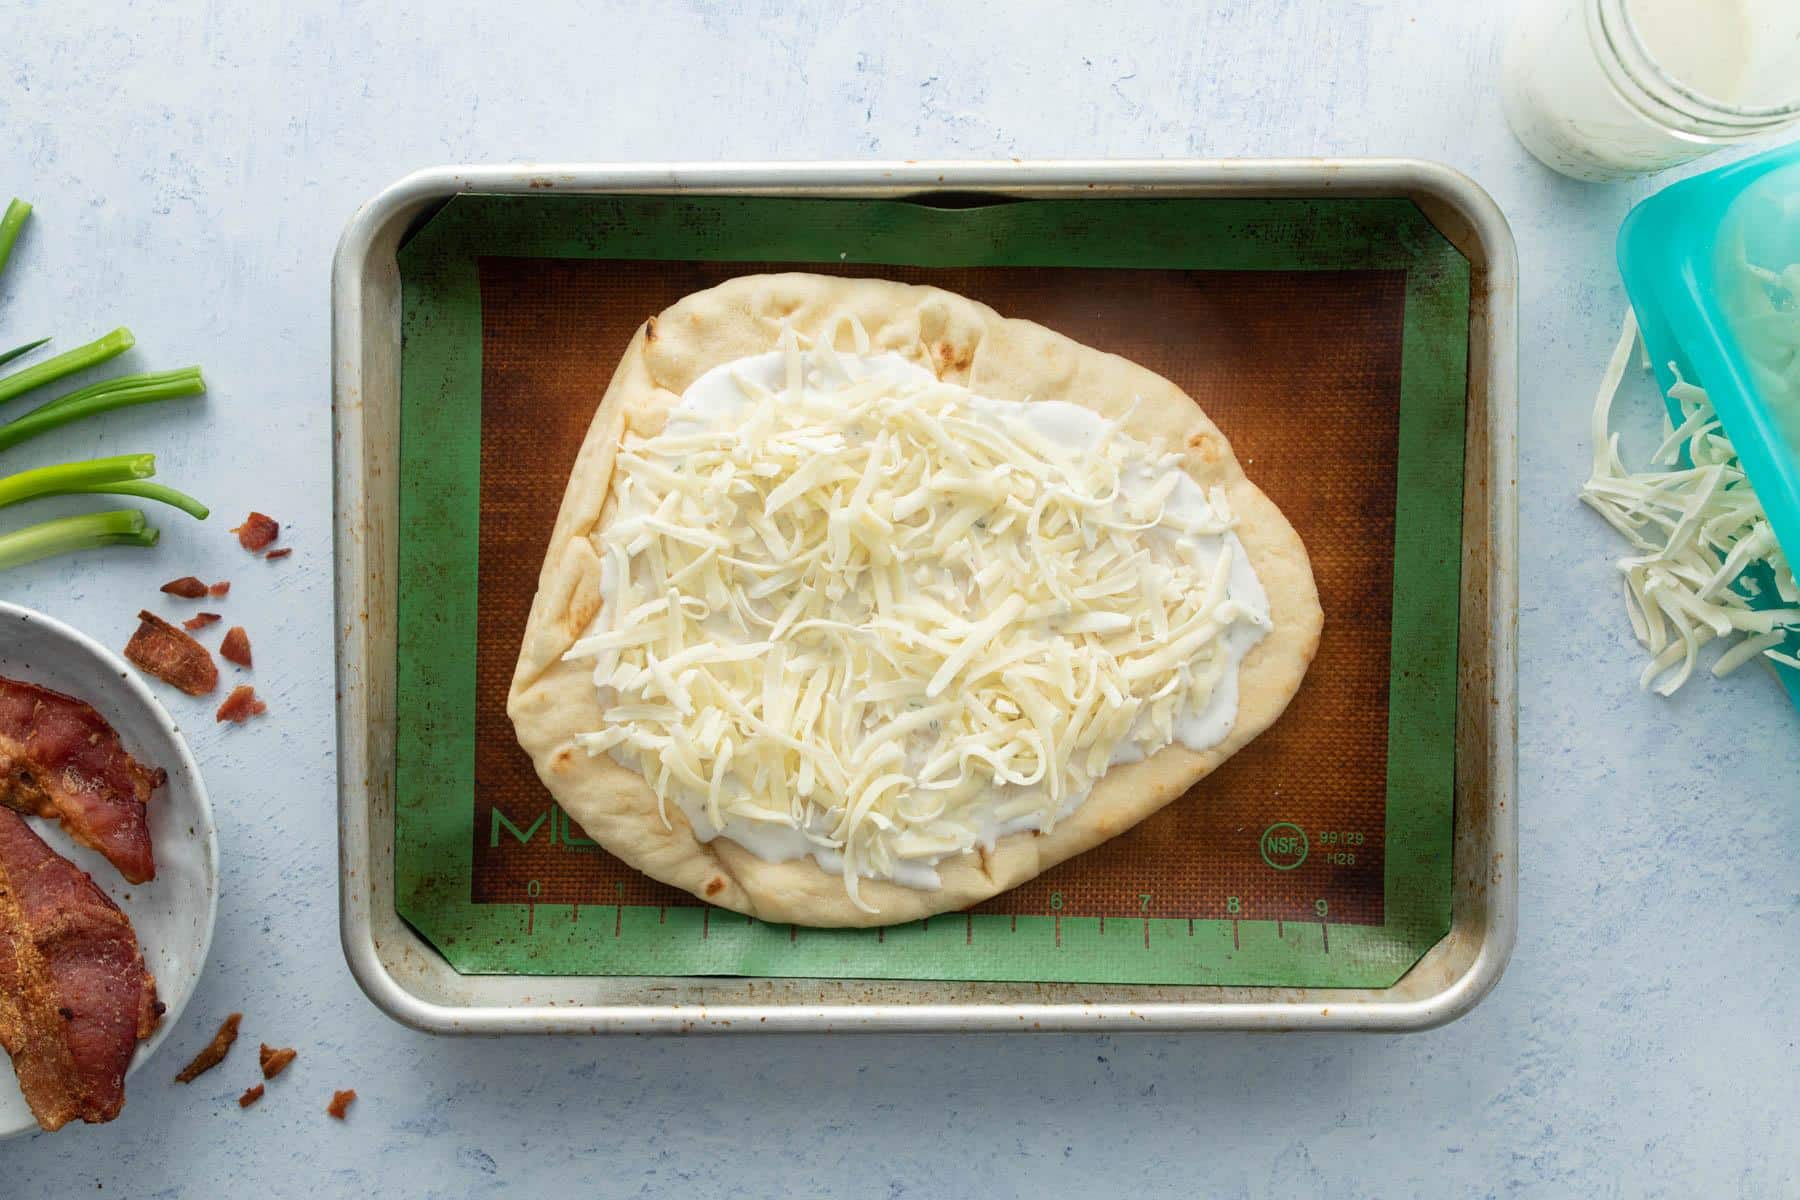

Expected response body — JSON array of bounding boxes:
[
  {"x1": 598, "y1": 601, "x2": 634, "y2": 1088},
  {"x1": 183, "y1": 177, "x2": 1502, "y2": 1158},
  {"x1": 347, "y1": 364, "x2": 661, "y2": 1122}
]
[
  {"x1": 0, "y1": 452, "x2": 152, "y2": 502},
  {"x1": 0, "y1": 366, "x2": 203, "y2": 453},
  {"x1": 26, "y1": 366, "x2": 202, "y2": 417},
  {"x1": 0, "y1": 508, "x2": 157, "y2": 570},
  {"x1": 0, "y1": 453, "x2": 209, "y2": 519},
  {"x1": 0, "y1": 199, "x2": 29, "y2": 281},
  {"x1": 0, "y1": 326, "x2": 135, "y2": 409},
  {"x1": 0, "y1": 337, "x2": 48, "y2": 370},
  {"x1": 59, "y1": 479, "x2": 209, "y2": 520}
]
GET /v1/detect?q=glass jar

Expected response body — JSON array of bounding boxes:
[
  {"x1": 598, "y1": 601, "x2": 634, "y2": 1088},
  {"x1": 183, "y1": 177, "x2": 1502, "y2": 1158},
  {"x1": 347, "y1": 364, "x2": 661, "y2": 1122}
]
[{"x1": 1502, "y1": 0, "x2": 1800, "y2": 182}]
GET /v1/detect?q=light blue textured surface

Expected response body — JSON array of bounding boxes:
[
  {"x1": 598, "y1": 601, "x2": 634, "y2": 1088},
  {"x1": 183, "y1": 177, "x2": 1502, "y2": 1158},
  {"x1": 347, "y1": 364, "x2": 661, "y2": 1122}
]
[{"x1": 2, "y1": 2, "x2": 1796, "y2": 1196}]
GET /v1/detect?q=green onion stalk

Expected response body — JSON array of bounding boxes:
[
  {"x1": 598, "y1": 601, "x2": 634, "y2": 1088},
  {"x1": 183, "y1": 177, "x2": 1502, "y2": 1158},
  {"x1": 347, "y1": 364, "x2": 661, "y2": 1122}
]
[
  {"x1": 0, "y1": 453, "x2": 208, "y2": 519},
  {"x1": 0, "y1": 508, "x2": 158, "y2": 570},
  {"x1": 0, "y1": 199, "x2": 29, "y2": 281},
  {"x1": 0, "y1": 366, "x2": 204, "y2": 453},
  {"x1": 0, "y1": 337, "x2": 48, "y2": 370},
  {"x1": 0, "y1": 326, "x2": 136, "y2": 409}
]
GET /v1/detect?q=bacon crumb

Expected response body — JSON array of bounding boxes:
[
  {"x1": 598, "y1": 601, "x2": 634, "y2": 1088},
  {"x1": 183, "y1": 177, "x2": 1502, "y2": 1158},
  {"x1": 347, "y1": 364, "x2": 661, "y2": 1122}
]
[
  {"x1": 175, "y1": 1013, "x2": 241, "y2": 1083},
  {"x1": 220, "y1": 626, "x2": 252, "y2": 669},
  {"x1": 208, "y1": 581, "x2": 230, "y2": 598},
  {"x1": 214, "y1": 686, "x2": 266, "y2": 724},
  {"x1": 327, "y1": 1089, "x2": 356, "y2": 1120},
  {"x1": 238, "y1": 1084, "x2": 264, "y2": 1108},
  {"x1": 259, "y1": 1044, "x2": 296, "y2": 1079},
  {"x1": 231, "y1": 512, "x2": 279, "y2": 552},
  {"x1": 182, "y1": 612, "x2": 221, "y2": 632},
  {"x1": 265, "y1": 548, "x2": 292, "y2": 560},
  {"x1": 159, "y1": 576, "x2": 208, "y2": 598},
  {"x1": 125, "y1": 611, "x2": 219, "y2": 696}
]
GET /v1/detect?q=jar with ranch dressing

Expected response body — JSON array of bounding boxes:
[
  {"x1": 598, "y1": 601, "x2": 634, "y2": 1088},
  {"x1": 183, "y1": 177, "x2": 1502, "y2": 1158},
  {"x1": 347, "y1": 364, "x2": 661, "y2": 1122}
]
[{"x1": 1502, "y1": 0, "x2": 1800, "y2": 182}]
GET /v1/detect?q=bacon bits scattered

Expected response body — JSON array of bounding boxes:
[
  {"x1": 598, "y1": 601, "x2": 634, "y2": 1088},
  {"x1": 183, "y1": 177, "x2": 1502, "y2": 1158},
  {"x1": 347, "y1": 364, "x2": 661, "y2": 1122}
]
[
  {"x1": 327, "y1": 1089, "x2": 356, "y2": 1120},
  {"x1": 238, "y1": 1084, "x2": 264, "y2": 1108},
  {"x1": 231, "y1": 512, "x2": 279, "y2": 553},
  {"x1": 265, "y1": 548, "x2": 292, "y2": 561},
  {"x1": 214, "y1": 685, "x2": 266, "y2": 724},
  {"x1": 125, "y1": 611, "x2": 219, "y2": 697},
  {"x1": 207, "y1": 580, "x2": 230, "y2": 598},
  {"x1": 219, "y1": 626, "x2": 252, "y2": 669},
  {"x1": 259, "y1": 1044, "x2": 296, "y2": 1080},
  {"x1": 175, "y1": 1013, "x2": 242, "y2": 1083},
  {"x1": 159, "y1": 576, "x2": 208, "y2": 599},
  {"x1": 181, "y1": 612, "x2": 221, "y2": 632}
]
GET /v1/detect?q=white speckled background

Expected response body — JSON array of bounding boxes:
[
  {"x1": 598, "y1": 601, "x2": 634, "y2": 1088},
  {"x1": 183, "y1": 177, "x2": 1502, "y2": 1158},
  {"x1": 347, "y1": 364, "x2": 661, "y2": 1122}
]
[{"x1": 2, "y1": 1, "x2": 1796, "y2": 1195}]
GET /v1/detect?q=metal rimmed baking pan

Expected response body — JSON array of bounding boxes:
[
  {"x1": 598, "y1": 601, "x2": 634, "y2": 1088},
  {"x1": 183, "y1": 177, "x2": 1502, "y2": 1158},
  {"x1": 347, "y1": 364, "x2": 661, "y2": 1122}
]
[{"x1": 332, "y1": 160, "x2": 1517, "y2": 1033}]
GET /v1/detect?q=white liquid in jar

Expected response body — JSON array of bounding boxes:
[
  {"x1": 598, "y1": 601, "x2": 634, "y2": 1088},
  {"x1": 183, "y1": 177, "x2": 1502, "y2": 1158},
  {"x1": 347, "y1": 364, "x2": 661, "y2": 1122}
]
[
  {"x1": 1502, "y1": 0, "x2": 1765, "y2": 182},
  {"x1": 1629, "y1": 0, "x2": 1750, "y2": 102}
]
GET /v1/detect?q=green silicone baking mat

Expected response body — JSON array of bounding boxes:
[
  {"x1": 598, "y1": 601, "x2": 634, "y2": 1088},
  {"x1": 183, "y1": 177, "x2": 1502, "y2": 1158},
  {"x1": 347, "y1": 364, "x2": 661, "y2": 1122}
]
[{"x1": 393, "y1": 193, "x2": 1469, "y2": 987}]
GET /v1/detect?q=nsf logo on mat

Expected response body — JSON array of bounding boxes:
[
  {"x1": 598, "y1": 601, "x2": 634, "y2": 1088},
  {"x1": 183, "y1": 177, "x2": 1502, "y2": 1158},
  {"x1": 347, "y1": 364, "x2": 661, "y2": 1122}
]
[{"x1": 1258, "y1": 822, "x2": 1309, "y2": 871}]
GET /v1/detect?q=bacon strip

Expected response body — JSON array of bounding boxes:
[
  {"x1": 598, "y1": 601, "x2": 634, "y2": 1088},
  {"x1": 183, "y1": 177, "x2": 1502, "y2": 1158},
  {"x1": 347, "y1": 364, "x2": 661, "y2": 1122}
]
[
  {"x1": 159, "y1": 577, "x2": 207, "y2": 599},
  {"x1": 231, "y1": 513, "x2": 278, "y2": 552},
  {"x1": 215, "y1": 686, "x2": 266, "y2": 724},
  {"x1": 220, "y1": 627, "x2": 252, "y2": 669},
  {"x1": 124, "y1": 611, "x2": 218, "y2": 697},
  {"x1": 0, "y1": 676, "x2": 161, "y2": 884},
  {"x1": 0, "y1": 809, "x2": 160, "y2": 1131}
]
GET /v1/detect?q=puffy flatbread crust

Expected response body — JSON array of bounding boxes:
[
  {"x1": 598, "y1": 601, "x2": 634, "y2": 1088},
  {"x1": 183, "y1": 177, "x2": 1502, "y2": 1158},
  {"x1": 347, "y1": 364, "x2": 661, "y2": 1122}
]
[{"x1": 508, "y1": 273, "x2": 1322, "y2": 927}]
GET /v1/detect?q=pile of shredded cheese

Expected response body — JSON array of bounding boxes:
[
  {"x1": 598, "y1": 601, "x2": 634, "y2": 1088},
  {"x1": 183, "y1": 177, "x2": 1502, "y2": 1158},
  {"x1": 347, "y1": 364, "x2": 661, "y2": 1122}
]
[
  {"x1": 1580, "y1": 310, "x2": 1800, "y2": 694},
  {"x1": 565, "y1": 325, "x2": 1268, "y2": 910}
]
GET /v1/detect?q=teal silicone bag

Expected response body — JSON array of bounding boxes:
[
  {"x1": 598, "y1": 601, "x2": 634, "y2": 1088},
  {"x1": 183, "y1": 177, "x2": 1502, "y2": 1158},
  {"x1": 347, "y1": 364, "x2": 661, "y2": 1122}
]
[{"x1": 1617, "y1": 140, "x2": 1800, "y2": 705}]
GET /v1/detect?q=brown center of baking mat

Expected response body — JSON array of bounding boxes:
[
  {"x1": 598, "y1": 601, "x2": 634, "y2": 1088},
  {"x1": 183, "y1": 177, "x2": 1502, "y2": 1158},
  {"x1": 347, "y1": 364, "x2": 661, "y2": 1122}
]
[{"x1": 393, "y1": 194, "x2": 1466, "y2": 986}]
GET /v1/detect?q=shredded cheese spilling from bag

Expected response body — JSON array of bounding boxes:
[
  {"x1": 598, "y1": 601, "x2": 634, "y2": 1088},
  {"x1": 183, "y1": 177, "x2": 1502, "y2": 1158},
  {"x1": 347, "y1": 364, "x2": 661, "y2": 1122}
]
[
  {"x1": 565, "y1": 325, "x2": 1269, "y2": 910},
  {"x1": 1581, "y1": 310, "x2": 1800, "y2": 694}
]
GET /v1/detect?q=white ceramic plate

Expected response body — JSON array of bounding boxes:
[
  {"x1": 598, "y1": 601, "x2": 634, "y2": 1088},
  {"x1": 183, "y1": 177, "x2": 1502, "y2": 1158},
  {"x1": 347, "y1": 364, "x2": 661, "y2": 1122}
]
[{"x1": 0, "y1": 601, "x2": 218, "y2": 1138}]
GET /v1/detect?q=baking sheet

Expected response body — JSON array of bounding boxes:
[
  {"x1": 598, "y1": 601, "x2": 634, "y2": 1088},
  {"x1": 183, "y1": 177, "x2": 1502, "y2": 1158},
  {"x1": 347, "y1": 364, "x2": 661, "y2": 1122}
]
[{"x1": 394, "y1": 194, "x2": 1468, "y2": 987}]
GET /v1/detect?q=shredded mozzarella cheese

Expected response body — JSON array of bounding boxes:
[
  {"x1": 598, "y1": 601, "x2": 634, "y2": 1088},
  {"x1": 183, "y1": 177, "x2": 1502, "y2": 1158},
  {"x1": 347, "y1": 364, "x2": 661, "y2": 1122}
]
[
  {"x1": 1580, "y1": 310, "x2": 1800, "y2": 694},
  {"x1": 567, "y1": 328, "x2": 1269, "y2": 911}
]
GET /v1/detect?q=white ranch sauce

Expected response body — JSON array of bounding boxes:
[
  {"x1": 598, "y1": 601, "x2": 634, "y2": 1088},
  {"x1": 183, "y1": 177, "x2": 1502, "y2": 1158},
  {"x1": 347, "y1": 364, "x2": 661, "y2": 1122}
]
[{"x1": 589, "y1": 349, "x2": 1271, "y2": 893}]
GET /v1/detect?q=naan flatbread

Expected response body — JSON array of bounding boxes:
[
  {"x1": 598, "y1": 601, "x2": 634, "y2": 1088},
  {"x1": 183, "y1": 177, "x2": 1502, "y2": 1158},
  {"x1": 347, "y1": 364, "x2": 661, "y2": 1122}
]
[{"x1": 509, "y1": 274, "x2": 1322, "y2": 927}]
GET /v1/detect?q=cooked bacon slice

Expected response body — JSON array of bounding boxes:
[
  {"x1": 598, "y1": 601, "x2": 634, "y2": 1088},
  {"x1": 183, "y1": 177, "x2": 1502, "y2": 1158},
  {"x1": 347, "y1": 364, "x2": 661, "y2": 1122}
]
[
  {"x1": 239, "y1": 1083, "x2": 264, "y2": 1108},
  {"x1": 175, "y1": 1012, "x2": 241, "y2": 1083},
  {"x1": 327, "y1": 1088, "x2": 356, "y2": 1119},
  {"x1": 207, "y1": 581, "x2": 230, "y2": 598},
  {"x1": 182, "y1": 612, "x2": 221, "y2": 632},
  {"x1": 264, "y1": 548, "x2": 292, "y2": 561},
  {"x1": 0, "y1": 676, "x2": 161, "y2": 884},
  {"x1": 219, "y1": 626, "x2": 252, "y2": 669},
  {"x1": 124, "y1": 611, "x2": 218, "y2": 697},
  {"x1": 259, "y1": 1043, "x2": 296, "y2": 1079},
  {"x1": 159, "y1": 577, "x2": 208, "y2": 599},
  {"x1": 231, "y1": 512, "x2": 278, "y2": 552},
  {"x1": 215, "y1": 686, "x2": 266, "y2": 724},
  {"x1": 0, "y1": 809, "x2": 160, "y2": 1131}
]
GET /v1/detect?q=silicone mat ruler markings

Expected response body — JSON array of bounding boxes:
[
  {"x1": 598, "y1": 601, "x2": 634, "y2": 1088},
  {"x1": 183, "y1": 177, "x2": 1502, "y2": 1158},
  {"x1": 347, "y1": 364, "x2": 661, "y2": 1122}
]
[{"x1": 464, "y1": 801, "x2": 1392, "y2": 987}]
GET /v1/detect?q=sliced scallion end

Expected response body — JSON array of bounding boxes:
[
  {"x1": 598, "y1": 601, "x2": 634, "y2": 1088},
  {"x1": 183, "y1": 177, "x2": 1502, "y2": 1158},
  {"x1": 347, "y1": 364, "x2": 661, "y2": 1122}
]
[{"x1": 0, "y1": 508, "x2": 158, "y2": 571}]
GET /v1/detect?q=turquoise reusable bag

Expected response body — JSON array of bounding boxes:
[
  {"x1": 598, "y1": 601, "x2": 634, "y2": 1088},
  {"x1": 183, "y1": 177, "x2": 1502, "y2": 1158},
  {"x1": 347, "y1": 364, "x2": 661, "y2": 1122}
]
[{"x1": 1618, "y1": 141, "x2": 1800, "y2": 706}]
